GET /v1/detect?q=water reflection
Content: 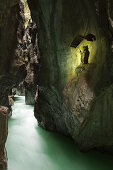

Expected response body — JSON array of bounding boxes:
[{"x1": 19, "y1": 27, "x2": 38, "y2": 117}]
[{"x1": 6, "y1": 96, "x2": 113, "y2": 170}]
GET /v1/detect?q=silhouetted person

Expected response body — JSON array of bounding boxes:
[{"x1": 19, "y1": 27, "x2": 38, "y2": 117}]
[{"x1": 83, "y1": 46, "x2": 89, "y2": 64}]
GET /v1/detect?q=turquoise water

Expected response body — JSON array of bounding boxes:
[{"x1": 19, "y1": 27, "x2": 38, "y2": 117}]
[{"x1": 6, "y1": 96, "x2": 113, "y2": 170}]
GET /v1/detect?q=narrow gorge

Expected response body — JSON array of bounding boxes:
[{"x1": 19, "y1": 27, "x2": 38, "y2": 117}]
[{"x1": 0, "y1": 0, "x2": 113, "y2": 169}]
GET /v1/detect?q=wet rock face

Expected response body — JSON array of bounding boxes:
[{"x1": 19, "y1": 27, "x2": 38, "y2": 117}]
[
  {"x1": 0, "y1": 107, "x2": 8, "y2": 170},
  {"x1": 107, "y1": 0, "x2": 113, "y2": 55},
  {"x1": 15, "y1": 0, "x2": 39, "y2": 105},
  {"x1": 23, "y1": 21, "x2": 39, "y2": 105},
  {"x1": 0, "y1": 0, "x2": 39, "y2": 167},
  {"x1": 0, "y1": 2, "x2": 27, "y2": 168},
  {"x1": 0, "y1": 0, "x2": 39, "y2": 106},
  {"x1": 28, "y1": 0, "x2": 113, "y2": 152},
  {"x1": 0, "y1": 0, "x2": 26, "y2": 107}
]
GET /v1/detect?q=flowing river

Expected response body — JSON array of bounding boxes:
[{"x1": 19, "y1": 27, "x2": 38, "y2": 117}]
[{"x1": 6, "y1": 96, "x2": 113, "y2": 170}]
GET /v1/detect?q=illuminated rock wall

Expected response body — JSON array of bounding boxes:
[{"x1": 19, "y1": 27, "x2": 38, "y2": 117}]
[
  {"x1": 28, "y1": 0, "x2": 113, "y2": 152},
  {"x1": 0, "y1": 0, "x2": 113, "y2": 154}
]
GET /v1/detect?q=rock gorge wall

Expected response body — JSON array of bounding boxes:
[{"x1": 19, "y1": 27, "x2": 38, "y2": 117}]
[
  {"x1": 15, "y1": 0, "x2": 39, "y2": 105},
  {"x1": 0, "y1": 1, "x2": 23, "y2": 169},
  {"x1": 28, "y1": 0, "x2": 113, "y2": 152},
  {"x1": 23, "y1": 20, "x2": 39, "y2": 105},
  {"x1": 0, "y1": 1, "x2": 39, "y2": 168},
  {"x1": 0, "y1": 107, "x2": 8, "y2": 170},
  {"x1": 0, "y1": 0, "x2": 26, "y2": 107},
  {"x1": 0, "y1": 0, "x2": 39, "y2": 106},
  {"x1": 0, "y1": 0, "x2": 113, "y2": 162}
]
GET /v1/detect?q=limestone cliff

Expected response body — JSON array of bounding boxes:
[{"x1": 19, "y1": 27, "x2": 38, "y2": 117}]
[
  {"x1": 0, "y1": 1, "x2": 39, "y2": 168},
  {"x1": 28, "y1": 0, "x2": 113, "y2": 152},
  {"x1": 0, "y1": 0, "x2": 113, "y2": 157},
  {"x1": 0, "y1": 0, "x2": 26, "y2": 107},
  {"x1": 16, "y1": 0, "x2": 39, "y2": 105},
  {"x1": 0, "y1": 107, "x2": 8, "y2": 170},
  {"x1": 0, "y1": 0, "x2": 39, "y2": 107}
]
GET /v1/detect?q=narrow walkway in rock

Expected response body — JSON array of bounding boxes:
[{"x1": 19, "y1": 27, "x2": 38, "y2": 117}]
[{"x1": 6, "y1": 96, "x2": 113, "y2": 170}]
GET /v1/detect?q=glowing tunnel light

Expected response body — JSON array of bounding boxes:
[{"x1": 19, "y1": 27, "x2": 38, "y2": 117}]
[{"x1": 69, "y1": 34, "x2": 97, "y2": 77}]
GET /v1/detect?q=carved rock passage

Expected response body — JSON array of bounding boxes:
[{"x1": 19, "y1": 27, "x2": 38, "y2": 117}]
[
  {"x1": 28, "y1": 0, "x2": 113, "y2": 152},
  {"x1": 0, "y1": 107, "x2": 8, "y2": 170}
]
